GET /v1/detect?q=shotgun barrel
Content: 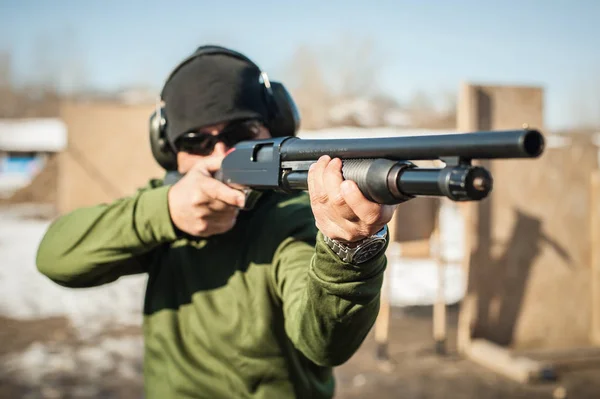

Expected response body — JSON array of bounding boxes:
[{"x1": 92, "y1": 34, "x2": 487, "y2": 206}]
[{"x1": 278, "y1": 129, "x2": 544, "y2": 161}]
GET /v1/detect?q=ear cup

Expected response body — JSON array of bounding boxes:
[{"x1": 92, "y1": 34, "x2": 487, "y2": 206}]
[
  {"x1": 149, "y1": 109, "x2": 178, "y2": 171},
  {"x1": 268, "y1": 82, "x2": 301, "y2": 137}
]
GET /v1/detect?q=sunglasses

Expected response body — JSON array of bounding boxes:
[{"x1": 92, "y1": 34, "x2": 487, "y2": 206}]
[{"x1": 175, "y1": 119, "x2": 263, "y2": 156}]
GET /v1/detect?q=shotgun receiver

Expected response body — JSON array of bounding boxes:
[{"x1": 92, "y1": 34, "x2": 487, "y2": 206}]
[{"x1": 165, "y1": 129, "x2": 545, "y2": 206}]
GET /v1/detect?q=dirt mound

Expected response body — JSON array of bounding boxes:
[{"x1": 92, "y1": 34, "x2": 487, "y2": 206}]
[{"x1": 1, "y1": 154, "x2": 58, "y2": 207}]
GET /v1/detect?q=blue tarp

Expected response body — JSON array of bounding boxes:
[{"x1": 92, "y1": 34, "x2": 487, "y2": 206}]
[{"x1": 0, "y1": 156, "x2": 41, "y2": 175}]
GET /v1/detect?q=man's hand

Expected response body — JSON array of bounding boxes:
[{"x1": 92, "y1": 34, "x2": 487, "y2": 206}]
[
  {"x1": 308, "y1": 155, "x2": 397, "y2": 244},
  {"x1": 168, "y1": 157, "x2": 246, "y2": 237}
]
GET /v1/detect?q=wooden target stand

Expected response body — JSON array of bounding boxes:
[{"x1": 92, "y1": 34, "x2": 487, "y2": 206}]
[
  {"x1": 373, "y1": 204, "x2": 559, "y2": 381},
  {"x1": 455, "y1": 169, "x2": 600, "y2": 385}
]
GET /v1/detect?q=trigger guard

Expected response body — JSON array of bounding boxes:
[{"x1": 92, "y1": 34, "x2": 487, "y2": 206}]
[{"x1": 242, "y1": 189, "x2": 263, "y2": 211}]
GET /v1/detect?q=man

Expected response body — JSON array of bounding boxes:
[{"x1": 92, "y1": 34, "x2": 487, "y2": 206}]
[{"x1": 36, "y1": 45, "x2": 397, "y2": 399}]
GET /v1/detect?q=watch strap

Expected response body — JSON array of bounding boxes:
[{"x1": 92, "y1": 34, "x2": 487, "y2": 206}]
[{"x1": 322, "y1": 234, "x2": 354, "y2": 263}]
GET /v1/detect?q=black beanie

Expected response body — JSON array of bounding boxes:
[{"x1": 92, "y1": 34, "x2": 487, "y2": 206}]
[{"x1": 161, "y1": 53, "x2": 270, "y2": 148}]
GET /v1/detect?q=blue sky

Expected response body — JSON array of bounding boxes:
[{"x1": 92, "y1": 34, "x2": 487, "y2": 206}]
[{"x1": 0, "y1": 0, "x2": 599, "y2": 130}]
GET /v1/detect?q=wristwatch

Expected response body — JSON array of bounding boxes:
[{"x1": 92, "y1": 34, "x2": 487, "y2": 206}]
[{"x1": 323, "y1": 225, "x2": 389, "y2": 265}]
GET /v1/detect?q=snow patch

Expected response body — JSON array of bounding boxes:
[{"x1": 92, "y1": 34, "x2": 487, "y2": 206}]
[
  {"x1": 1, "y1": 336, "x2": 143, "y2": 392},
  {"x1": 0, "y1": 118, "x2": 67, "y2": 152},
  {"x1": 0, "y1": 208, "x2": 147, "y2": 339}
]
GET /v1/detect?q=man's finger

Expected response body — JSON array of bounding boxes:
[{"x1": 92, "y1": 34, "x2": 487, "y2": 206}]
[
  {"x1": 340, "y1": 180, "x2": 384, "y2": 226},
  {"x1": 308, "y1": 156, "x2": 330, "y2": 205},
  {"x1": 323, "y1": 158, "x2": 344, "y2": 205},
  {"x1": 321, "y1": 218, "x2": 367, "y2": 244},
  {"x1": 206, "y1": 199, "x2": 236, "y2": 213},
  {"x1": 323, "y1": 158, "x2": 358, "y2": 221},
  {"x1": 204, "y1": 205, "x2": 239, "y2": 220},
  {"x1": 198, "y1": 176, "x2": 246, "y2": 208},
  {"x1": 191, "y1": 155, "x2": 225, "y2": 175}
]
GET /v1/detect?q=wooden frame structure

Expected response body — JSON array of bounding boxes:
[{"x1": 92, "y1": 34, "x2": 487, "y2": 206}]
[{"x1": 373, "y1": 83, "x2": 600, "y2": 385}]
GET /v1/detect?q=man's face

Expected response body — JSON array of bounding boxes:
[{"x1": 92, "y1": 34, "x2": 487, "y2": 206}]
[{"x1": 176, "y1": 119, "x2": 271, "y2": 174}]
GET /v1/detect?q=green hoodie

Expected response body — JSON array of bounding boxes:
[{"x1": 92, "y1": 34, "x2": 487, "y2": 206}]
[{"x1": 36, "y1": 179, "x2": 388, "y2": 399}]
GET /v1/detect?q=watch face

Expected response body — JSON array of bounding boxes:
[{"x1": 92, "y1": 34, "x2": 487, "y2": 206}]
[{"x1": 353, "y1": 239, "x2": 386, "y2": 264}]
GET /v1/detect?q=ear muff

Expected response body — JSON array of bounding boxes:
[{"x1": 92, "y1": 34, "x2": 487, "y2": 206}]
[
  {"x1": 269, "y1": 82, "x2": 301, "y2": 137},
  {"x1": 149, "y1": 45, "x2": 301, "y2": 171},
  {"x1": 149, "y1": 106, "x2": 178, "y2": 171}
]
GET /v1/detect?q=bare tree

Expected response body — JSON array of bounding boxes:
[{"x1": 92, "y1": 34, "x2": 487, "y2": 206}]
[
  {"x1": 569, "y1": 75, "x2": 600, "y2": 130},
  {"x1": 0, "y1": 33, "x2": 64, "y2": 118},
  {"x1": 0, "y1": 51, "x2": 10, "y2": 88},
  {"x1": 0, "y1": 50, "x2": 17, "y2": 117},
  {"x1": 29, "y1": 33, "x2": 62, "y2": 91},
  {"x1": 282, "y1": 35, "x2": 394, "y2": 129},
  {"x1": 405, "y1": 89, "x2": 457, "y2": 129},
  {"x1": 54, "y1": 25, "x2": 90, "y2": 96},
  {"x1": 281, "y1": 35, "x2": 458, "y2": 130},
  {"x1": 436, "y1": 89, "x2": 458, "y2": 129},
  {"x1": 406, "y1": 90, "x2": 435, "y2": 126},
  {"x1": 283, "y1": 44, "x2": 334, "y2": 129},
  {"x1": 323, "y1": 35, "x2": 383, "y2": 100}
]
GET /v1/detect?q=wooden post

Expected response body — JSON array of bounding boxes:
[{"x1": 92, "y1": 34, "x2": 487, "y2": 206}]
[
  {"x1": 465, "y1": 339, "x2": 555, "y2": 383},
  {"x1": 432, "y1": 205, "x2": 447, "y2": 355},
  {"x1": 374, "y1": 212, "x2": 397, "y2": 363},
  {"x1": 375, "y1": 266, "x2": 391, "y2": 361},
  {"x1": 456, "y1": 200, "x2": 473, "y2": 354},
  {"x1": 591, "y1": 170, "x2": 600, "y2": 345}
]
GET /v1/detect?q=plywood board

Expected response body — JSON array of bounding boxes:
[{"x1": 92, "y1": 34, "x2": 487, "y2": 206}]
[
  {"x1": 457, "y1": 83, "x2": 598, "y2": 350},
  {"x1": 58, "y1": 101, "x2": 165, "y2": 214}
]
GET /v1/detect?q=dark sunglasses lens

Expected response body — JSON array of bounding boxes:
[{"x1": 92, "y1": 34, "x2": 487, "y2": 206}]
[
  {"x1": 177, "y1": 135, "x2": 215, "y2": 155},
  {"x1": 221, "y1": 122, "x2": 261, "y2": 147},
  {"x1": 176, "y1": 120, "x2": 262, "y2": 155}
]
